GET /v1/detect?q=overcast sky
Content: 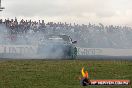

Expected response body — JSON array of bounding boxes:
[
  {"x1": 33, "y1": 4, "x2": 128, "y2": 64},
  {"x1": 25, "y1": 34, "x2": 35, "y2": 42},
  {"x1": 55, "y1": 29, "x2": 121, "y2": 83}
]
[{"x1": 0, "y1": 0, "x2": 132, "y2": 26}]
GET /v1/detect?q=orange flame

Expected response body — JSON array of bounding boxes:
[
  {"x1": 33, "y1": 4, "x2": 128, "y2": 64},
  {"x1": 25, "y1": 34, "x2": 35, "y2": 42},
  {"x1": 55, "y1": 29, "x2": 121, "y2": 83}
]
[{"x1": 81, "y1": 67, "x2": 89, "y2": 78}]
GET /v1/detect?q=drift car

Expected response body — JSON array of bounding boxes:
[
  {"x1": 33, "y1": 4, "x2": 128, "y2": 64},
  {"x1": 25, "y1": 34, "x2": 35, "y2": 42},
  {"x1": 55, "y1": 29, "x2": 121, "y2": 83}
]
[{"x1": 38, "y1": 35, "x2": 77, "y2": 59}]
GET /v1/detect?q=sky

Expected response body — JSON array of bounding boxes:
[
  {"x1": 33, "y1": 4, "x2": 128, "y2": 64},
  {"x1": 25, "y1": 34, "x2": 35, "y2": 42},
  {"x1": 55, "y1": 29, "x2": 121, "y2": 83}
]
[{"x1": 0, "y1": 0, "x2": 132, "y2": 26}]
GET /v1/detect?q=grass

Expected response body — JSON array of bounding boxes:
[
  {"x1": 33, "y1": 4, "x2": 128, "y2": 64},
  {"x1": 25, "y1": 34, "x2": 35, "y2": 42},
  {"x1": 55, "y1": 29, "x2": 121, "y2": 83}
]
[{"x1": 0, "y1": 60, "x2": 131, "y2": 88}]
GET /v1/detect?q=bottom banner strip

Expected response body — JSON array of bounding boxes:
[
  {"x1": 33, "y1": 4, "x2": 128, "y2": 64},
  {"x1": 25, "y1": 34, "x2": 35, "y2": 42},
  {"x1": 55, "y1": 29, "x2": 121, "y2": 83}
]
[
  {"x1": 81, "y1": 79, "x2": 130, "y2": 86},
  {"x1": 90, "y1": 80, "x2": 130, "y2": 85}
]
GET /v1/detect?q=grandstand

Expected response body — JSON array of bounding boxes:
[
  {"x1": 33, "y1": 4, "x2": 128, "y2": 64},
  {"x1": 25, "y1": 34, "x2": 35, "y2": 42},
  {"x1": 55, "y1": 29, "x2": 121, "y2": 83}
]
[{"x1": 0, "y1": 18, "x2": 132, "y2": 48}]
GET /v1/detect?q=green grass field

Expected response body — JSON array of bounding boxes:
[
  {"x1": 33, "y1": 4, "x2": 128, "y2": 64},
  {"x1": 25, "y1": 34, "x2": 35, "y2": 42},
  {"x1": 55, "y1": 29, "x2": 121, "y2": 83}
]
[{"x1": 0, "y1": 60, "x2": 131, "y2": 88}]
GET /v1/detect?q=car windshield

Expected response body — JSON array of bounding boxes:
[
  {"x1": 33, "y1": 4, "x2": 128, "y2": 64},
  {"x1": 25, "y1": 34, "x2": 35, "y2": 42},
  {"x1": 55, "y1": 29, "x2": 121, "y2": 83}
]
[
  {"x1": 48, "y1": 37, "x2": 63, "y2": 41},
  {"x1": 47, "y1": 35, "x2": 71, "y2": 42}
]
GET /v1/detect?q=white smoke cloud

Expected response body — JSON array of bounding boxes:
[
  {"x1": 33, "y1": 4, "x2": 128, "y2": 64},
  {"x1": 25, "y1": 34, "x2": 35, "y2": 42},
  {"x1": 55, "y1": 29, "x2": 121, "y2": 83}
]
[{"x1": 0, "y1": 24, "x2": 72, "y2": 59}]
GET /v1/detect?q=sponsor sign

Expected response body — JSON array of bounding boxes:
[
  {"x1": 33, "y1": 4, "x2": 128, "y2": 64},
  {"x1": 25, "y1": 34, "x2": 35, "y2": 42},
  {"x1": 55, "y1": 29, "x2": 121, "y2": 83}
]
[
  {"x1": 77, "y1": 47, "x2": 132, "y2": 56},
  {"x1": 0, "y1": 45, "x2": 38, "y2": 54},
  {"x1": 77, "y1": 47, "x2": 102, "y2": 55}
]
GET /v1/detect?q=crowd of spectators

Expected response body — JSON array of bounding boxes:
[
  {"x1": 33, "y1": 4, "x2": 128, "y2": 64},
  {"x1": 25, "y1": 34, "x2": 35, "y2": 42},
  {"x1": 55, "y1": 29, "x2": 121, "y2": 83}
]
[
  {"x1": 0, "y1": 18, "x2": 132, "y2": 48},
  {"x1": 0, "y1": 18, "x2": 132, "y2": 34}
]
